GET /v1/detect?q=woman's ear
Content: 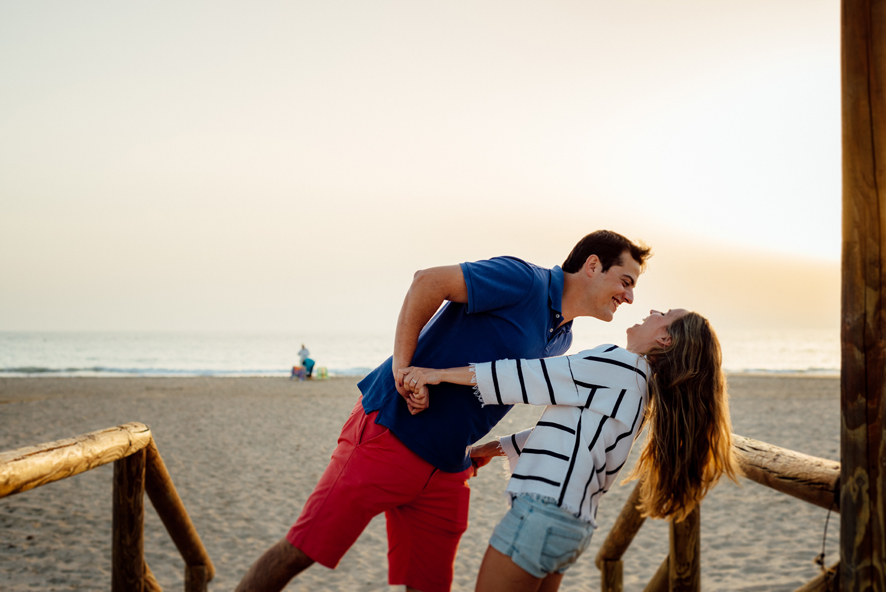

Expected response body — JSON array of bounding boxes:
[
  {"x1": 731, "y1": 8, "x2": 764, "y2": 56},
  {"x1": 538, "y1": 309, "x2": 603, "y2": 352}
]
[{"x1": 656, "y1": 333, "x2": 672, "y2": 348}]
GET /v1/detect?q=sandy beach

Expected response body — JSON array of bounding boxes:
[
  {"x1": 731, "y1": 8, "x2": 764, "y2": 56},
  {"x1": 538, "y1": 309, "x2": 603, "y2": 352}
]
[{"x1": 0, "y1": 374, "x2": 840, "y2": 591}]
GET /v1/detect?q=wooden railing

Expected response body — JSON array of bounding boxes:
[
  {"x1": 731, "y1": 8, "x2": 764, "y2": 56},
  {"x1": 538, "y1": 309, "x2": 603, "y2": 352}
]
[
  {"x1": 595, "y1": 435, "x2": 841, "y2": 592},
  {"x1": 0, "y1": 422, "x2": 215, "y2": 592}
]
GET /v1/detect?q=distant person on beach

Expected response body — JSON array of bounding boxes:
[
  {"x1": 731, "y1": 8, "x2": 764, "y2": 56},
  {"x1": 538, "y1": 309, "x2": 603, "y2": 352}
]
[
  {"x1": 235, "y1": 230, "x2": 650, "y2": 592},
  {"x1": 302, "y1": 357, "x2": 315, "y2": 378},
  {"x1": 290, "y1": 344, "x2": 315, "y2": 380},
  {"x1": 397, "y1": 310, "x2": 740, "y2": 592}
]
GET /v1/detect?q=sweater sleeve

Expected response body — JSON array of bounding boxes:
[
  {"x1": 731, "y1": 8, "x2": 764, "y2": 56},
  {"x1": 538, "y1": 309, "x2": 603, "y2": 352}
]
[
  {"x1": 472, "y1": 346, "x2": 649, "y2": 423},
  {"x1": 498, "y1": 428, "x2": 533, "y2": 474},
  {"x1": 473, "y1": 355, "x2": 578, "y2": 406}
]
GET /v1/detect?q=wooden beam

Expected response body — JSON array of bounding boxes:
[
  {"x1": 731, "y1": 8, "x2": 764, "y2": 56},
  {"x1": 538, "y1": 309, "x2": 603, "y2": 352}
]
[
  {"x1": 185, "y1": 565, "x2": 209, "y2": 592},
  {"x1": 596, "y1": 481, "x2": 647, "y2": 568},
  {"x1": 642, "y1": 556, "x2": 669, "y2": 592},
  {"x1": 793, "y1": 562, "x2": 839, "y2": 592},
  {"x1": 669, "y1": 507, "x2": 700, "y2": 592},
  {"x1": 0, "y1": 423, "x2": 152, "y2": 499},
  {"x1": 145, "y1": 562, "x2": 163, "y2": 592},
  {"x1": 144, "y1": 440, "x2": 215, "y2": 584},
  {"x1": 734, "y1": 435, "x2": 840, "y2": 511},
  {"x1": 841, "y1": 0, "x2": 886, "y2": 589},
  {"x1": 112, "y1": 449, "x2": 146, "y2": 592},
  {"x1": 600, "y1": 559, "x2": 623, "y2": 592}
]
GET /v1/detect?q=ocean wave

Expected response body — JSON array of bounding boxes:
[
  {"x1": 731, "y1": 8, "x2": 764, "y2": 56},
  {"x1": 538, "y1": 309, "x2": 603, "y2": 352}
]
[
  {"x1": 724, "y1": 367, "x2": 839, "y2": 376},
  {"x1": 0, "y1": 366, "x2": 373, "y2": 378},
  {"x1": 1, "y1": 366, "x2": 839, "y2": 378}
]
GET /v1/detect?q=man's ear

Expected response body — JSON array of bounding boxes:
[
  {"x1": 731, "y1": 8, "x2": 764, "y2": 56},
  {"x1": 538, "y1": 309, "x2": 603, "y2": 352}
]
[{"x1": 584, "y1": 254, "x2": 601, "y2": 277}]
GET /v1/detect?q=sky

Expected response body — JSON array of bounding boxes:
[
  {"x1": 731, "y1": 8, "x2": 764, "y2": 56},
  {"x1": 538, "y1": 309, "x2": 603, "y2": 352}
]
[{"x1": 0, "y1": 1, "x2": 842, "y2": 343}]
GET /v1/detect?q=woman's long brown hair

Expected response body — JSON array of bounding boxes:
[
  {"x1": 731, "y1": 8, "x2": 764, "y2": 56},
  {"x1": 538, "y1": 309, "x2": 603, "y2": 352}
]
[{"x1": 626, "y1": 312, "x2": 741, "y2": 522}]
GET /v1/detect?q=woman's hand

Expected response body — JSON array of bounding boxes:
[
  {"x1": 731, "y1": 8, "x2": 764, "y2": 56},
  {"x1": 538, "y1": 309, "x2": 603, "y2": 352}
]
[
  {"x1": 469, "y1": 440, "x2": 505, "y2": 477},
  {"x1": 394, "y1": 365, "x2": 474, "y2": 415},
  {"x1": 397, "y1": 366, "x2": 446, "y2": 391}
]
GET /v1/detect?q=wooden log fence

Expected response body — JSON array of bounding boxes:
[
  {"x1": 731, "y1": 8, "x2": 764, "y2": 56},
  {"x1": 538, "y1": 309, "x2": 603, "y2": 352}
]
[
  {"x1": 596, "y1": 435, "x2": 841, "y2": 592},
  {"x1": 733, "y1": 436, "x2": 841, "y2": 512},
  {"x1": 0, "y1": 423, "x2": 214, "y2": 592}
]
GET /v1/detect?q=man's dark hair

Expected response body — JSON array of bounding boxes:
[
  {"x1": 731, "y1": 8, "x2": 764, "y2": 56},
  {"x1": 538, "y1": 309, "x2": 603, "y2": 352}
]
[{"x1": 562, "y1": 230, "x2": 652, "y2": 273}]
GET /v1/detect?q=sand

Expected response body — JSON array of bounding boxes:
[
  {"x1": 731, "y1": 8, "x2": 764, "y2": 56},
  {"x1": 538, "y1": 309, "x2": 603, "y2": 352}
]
[{"x1": 0, "y1": 374, "x2": 840, "y2": 591}]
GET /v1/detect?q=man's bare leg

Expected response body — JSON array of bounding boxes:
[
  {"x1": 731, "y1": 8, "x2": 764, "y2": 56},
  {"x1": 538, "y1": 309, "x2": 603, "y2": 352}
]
[{"x1": 235, "y1": 538, "x2": 314, "y2": 592}]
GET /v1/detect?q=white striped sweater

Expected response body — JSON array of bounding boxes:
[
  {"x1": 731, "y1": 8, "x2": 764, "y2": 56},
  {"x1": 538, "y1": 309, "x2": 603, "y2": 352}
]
[{"x1": 472, "y1": 344, "x2": 649, "y2": 527}]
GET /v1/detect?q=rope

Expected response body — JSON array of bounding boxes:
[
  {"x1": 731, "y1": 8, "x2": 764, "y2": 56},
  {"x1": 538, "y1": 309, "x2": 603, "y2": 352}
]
[{"x1": 814, "y1": 480, "x2": 838, "y2": 574}]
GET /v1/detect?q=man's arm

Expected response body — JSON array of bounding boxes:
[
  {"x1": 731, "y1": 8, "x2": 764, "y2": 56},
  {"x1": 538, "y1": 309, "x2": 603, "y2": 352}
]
[{"x1": 392, "y1": 264, "x2": 468, "y2": 399}]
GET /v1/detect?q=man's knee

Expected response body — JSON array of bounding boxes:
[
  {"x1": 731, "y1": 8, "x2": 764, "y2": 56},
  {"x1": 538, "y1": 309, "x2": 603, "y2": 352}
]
[{"x1": 276, "y1": 538, "x2": 315, "y2": 572}]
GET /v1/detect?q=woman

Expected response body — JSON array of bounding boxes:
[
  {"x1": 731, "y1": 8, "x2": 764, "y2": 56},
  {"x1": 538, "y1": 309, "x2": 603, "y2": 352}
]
[{"x1": 398, "y1": 309, "x2": 740, "y2": 592}]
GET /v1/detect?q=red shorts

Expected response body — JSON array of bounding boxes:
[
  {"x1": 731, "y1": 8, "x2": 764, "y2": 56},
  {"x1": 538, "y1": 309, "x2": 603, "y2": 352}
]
[{"x1": 287, "y1": 398, "x2": 473, "y2": 592}]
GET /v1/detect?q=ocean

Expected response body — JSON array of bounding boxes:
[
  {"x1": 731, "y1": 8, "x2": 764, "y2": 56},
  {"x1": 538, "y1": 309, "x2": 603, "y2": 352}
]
[{"x1": 0, "y1": 328, "x2": 840, "y2": 378}]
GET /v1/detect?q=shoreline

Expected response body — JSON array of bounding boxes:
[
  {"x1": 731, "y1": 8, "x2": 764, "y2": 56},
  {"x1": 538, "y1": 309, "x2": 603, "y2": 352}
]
[{"x1": 0, "y1": 370, "x2": 842, "y2": 379}]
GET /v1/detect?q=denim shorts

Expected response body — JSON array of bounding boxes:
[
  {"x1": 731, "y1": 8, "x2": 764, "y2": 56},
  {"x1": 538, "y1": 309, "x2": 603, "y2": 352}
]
[{"x1": 489, "y1": 495, "x2": 594, "y2": 578}]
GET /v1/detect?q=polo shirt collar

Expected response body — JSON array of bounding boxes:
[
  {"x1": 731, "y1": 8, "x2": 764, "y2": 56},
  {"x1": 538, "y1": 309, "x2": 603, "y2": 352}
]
[{"x1": 549, "y1": 265, "x2": 565, "y2": 314}]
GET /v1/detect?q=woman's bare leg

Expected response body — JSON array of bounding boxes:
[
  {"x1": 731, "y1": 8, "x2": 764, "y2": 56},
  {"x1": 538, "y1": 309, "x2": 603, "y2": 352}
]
[
  {"x1": 475, "y1": 546, "x2": 545, "y2": 592},
  {"x1": 538, "y1": 572, "x2": 564, "y2": 592}
]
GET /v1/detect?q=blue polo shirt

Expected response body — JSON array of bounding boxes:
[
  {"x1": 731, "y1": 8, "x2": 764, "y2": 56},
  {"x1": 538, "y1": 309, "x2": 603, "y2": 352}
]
[{"x1": 358, "y1": 256, "x2": 573, "y2": 473}]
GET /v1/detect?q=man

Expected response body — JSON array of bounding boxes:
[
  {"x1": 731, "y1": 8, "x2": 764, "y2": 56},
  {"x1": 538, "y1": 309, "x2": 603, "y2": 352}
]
[{"x1": 235, "y1": 230, "x2": 651, "y2": 592}]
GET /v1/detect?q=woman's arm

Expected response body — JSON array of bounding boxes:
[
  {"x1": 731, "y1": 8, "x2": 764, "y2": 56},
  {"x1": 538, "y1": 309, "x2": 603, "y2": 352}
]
[
  {"x1": 473, "y1": 347, "x2": 647, "y2": 409},
  {"x1": 397, "y1": 365, "x2": 473, "y2": 388},
  {"x1": 396, "y1": 365, "x2": 474, "y2": 414}
]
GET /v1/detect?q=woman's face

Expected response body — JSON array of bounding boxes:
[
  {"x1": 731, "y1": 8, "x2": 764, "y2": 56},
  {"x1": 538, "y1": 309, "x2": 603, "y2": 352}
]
[{"x1": 626, "y1": 309, "x2": 689, "y2": 353}]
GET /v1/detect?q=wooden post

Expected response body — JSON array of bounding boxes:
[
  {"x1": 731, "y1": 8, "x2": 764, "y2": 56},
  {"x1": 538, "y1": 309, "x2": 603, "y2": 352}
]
[
  {"x1": 841, "y1": 0, "x2": 886, "y2": 589},
  {"x1": 112, "y1": 448, "x2": 146, "y2": 592},
  {"x1": 668, "y1": 507, "x2": 700, "y2": 592}
]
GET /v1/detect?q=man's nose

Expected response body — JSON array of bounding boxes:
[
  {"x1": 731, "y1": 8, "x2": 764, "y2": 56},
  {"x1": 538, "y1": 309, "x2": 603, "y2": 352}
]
[{"x1": 622, "y1": 288, "x2": 634, "y2": 304}]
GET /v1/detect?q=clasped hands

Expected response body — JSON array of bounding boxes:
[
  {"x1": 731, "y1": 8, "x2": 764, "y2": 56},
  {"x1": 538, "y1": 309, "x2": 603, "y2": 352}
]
[
  {"x1": 394, "y1": 366, "x2": 504, "y2": 477},
  {"x1": 394, "y1": 366, "x2": 442, "y2": 415}
]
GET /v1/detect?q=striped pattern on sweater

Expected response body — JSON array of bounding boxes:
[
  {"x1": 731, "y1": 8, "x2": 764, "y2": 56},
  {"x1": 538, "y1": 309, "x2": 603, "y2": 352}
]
[{"x1": 472, "y1": 344, "x2": 649, "y2": 526}]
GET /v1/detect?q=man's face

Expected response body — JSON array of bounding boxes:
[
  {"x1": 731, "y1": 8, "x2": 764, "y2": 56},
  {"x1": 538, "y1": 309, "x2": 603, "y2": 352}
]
[{"x1": 585, "y1": 250, "x2": 641, "y2": 321}]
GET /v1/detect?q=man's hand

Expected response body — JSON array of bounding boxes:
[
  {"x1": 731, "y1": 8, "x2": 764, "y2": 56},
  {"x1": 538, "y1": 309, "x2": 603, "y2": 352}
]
[
  {"x1": 405, "y1": 385, "x2": 430, "y2": 415},
  {"x1": 397, "y1": 366, "x2": 441, "y2": 415},
  {"x1": 469, "y1": 440, "x2": 505, "y2": 477},
  {"x1": 393, "y1": 358, "x2": 413, "y2": 401}
]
